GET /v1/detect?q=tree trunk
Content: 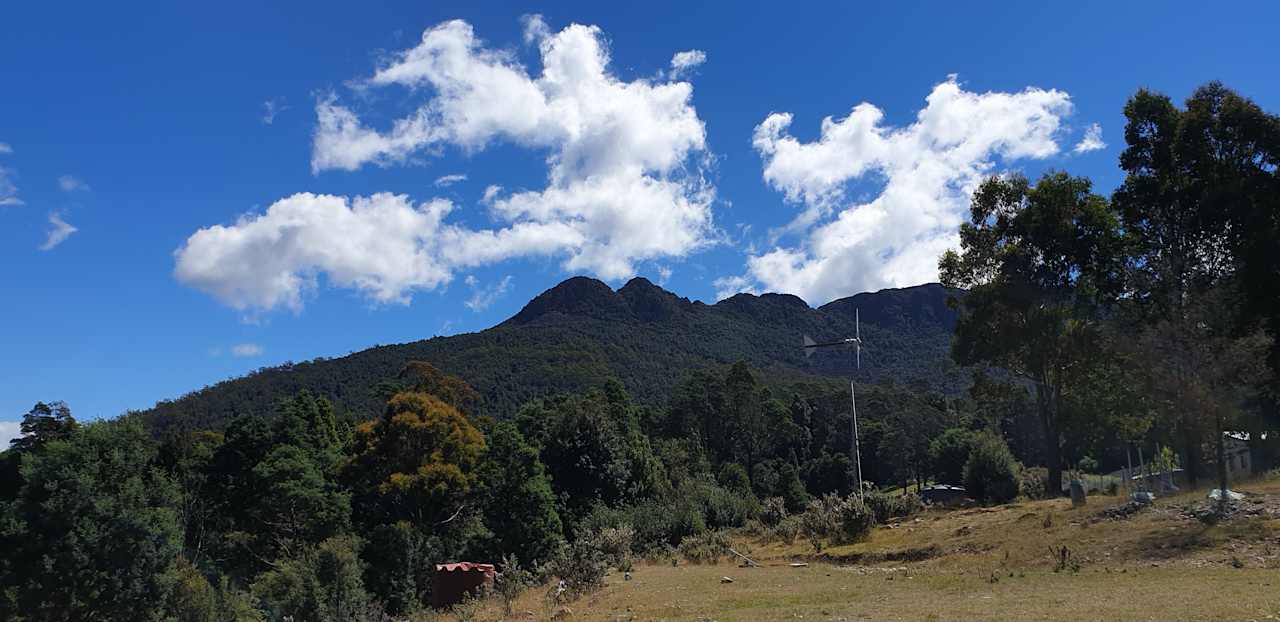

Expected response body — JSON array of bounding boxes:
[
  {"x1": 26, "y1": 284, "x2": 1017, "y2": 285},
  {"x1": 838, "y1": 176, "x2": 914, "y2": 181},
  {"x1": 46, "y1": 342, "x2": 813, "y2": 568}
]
[{"x1": 1036, "y1": 380, "x2": 1063, "y2": 497}]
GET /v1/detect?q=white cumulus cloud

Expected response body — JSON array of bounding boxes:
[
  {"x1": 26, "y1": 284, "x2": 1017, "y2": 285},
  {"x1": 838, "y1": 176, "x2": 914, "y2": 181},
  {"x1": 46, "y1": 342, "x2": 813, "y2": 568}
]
[
  {"x1": 178, "y1": 18, "x2": 717, "y2": 313},
  {"x1": 1073, "y1": 122, "x2": 1106, "y2": 153},
  {"x1": 669, "y1": 49, "x2": 707, "y2": 79},
  {"x1": 725, "y1": 76, "x2": 1078, "y2": 304},
  {"x1": 464, "y1": 274, "x2": 513, "y2": 311},
  {"x1": 231, "y1": 343, "x2": 264, "y2": 357},
  {"x1": 40, "y1": 212, "x2": 78, "y2": 250}
]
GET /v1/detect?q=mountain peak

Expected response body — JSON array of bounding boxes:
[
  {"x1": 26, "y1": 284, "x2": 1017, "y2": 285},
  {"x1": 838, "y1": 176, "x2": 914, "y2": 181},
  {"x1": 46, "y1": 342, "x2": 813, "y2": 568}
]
[
  {"x1": 618, "y1": 277, "x2": 689, "y2": 321},
  {"x1": 505, "y1": 276, "x2": 631, "y2": 325}
]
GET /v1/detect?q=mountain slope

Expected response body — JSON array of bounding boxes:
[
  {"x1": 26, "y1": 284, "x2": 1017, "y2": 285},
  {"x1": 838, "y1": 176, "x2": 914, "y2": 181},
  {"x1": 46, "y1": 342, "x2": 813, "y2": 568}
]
[{"x1": 137, "y1": 278, "x2": 965, "y2": 434}]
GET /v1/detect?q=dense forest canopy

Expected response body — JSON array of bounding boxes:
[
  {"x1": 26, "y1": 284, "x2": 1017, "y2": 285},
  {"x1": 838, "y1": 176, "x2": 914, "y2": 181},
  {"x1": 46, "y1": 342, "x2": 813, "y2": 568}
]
[
  {"x1": 135, "y1": 279, "x2": 967, "y2": 435},
  {"x1": 2, "y1": 81, "x2": 1278, "y2": 620}
]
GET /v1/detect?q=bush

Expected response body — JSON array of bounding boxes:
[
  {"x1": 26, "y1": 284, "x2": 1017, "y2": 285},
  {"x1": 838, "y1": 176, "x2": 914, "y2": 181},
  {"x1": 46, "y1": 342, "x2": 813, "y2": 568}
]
[
  {"x1": 772, "y1": 515, "x2": 801, "y2": 545},
  {"x1": 798, "y1": 493, "x2": 873, "y2": 552},
  {"x1": 677, "y1": 530, "x2": 733, "y2": 564},
  {"x1": 688, "y1": 480, "x2": 758, "y2": 530},
  {"x1": 546, "y1": 538, "x2": 608, "y2": 599},
  {"x1": 495, "y1": 554, "x2": 533, "y2": 618},
  {"x1": 964, "y1": 434, "x2": 1021, "y2": 504},
  {"x1": 836, "y1": 495, "x2": 874, "y2": 544},
  {"x1": 253, "y1": 536, "x2": 369, "y2": 622},
  {"x1": 759, "y1": 497, "x2": 788, "y2": 527},
  {"x1": 1019, "y1": 466, "x2": 1049, "y2": 500},
  {"x1": 865, "y1": 490, "x2": 924, "y2": 523},
  {"x1": 593, "y1": 526, "x2": 635, "y2": 569}
]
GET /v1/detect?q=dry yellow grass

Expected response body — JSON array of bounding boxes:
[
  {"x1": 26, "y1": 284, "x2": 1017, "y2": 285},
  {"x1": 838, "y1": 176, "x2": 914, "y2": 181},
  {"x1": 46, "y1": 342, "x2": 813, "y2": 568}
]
[{"x1": 452, "y1": 476, "x2": 1280, "y2": 621}]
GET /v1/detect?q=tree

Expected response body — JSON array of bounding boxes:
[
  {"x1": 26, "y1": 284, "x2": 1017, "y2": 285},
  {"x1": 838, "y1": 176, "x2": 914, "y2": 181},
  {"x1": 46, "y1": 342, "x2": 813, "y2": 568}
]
[
  {"x1": 1133, "y1": 287, "x2": 1270, "y2": 507},
  {"x1": 1114, "y1": 82, "x2": 1280, "y2": 477},
  {"x1": 478, "y1": 423, "x2": 564, "y2": 567},
  {"x1": 11, "y1": 401, "x2": 79, "y2": 454},
  {"x1": 518, "y1": 385, "x2": 663, "y2": 531},
  {"x1": 940, "y1": 171, "x2": 1126, "y2": 496},
  {"x1": 6, "y1": 419, "x2": 183, "y2": 619},
  {"x1": 930, "y1": 428, "x2": 977, "y2": 486},
  {"x1": 348, "y1": 391, "x2": 486, "y2": 527},
  {"x1": 964, "y1": 433, "x2": 1021, "y2": 504},
  {"x1": 253, "y1": 536, "x2": 369, "y2": 622}
]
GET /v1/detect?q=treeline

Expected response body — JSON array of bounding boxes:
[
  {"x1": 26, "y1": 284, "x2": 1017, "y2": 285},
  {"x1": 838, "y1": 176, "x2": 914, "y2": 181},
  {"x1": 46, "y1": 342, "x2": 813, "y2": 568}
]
[
  {"x1": 941, "y1": 81, "x2": 1280, "y2": 497},
  {"x1": 0, "y1": 357, "x2": 1041, "y2": 620}
]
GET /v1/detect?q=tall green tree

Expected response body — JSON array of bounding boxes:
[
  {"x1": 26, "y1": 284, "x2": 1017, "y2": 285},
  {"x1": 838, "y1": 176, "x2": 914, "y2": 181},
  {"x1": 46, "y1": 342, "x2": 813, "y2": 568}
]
[
  {"x1": 940, "y1": 171, "x2": 1126, "y2": 495},
  {"x1": 477, "y1": 423, "x2": 563, "y2": 566},
  {"x1": 1114, "y1": 82, "x2": 1280, "y2": 478},
  {"x1": 6, "y1": 419, "x2": 183, "y2": 620}
]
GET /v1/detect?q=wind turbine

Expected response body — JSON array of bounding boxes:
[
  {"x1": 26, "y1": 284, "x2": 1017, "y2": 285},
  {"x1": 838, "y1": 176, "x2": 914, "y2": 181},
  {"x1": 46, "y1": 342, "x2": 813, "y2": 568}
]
[{"x1": 803, "y1": 308, "x2": 865, "y2": 500}]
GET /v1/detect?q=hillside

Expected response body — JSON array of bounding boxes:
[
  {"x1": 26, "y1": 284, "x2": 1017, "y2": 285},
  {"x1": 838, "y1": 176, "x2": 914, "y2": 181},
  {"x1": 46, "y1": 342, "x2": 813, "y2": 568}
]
[{"x1": 136, "y1": 277, "x2": 966, "y2": 433}]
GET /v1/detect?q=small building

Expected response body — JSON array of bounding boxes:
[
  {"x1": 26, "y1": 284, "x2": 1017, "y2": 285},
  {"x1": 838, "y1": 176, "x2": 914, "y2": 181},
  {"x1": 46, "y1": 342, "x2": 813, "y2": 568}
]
[
  {"x1": 431, "y1": 562, "x2": 496, "y2": 608},
  {"x1": 921, "y1": 484, "x2": 968, "y2": 506}
]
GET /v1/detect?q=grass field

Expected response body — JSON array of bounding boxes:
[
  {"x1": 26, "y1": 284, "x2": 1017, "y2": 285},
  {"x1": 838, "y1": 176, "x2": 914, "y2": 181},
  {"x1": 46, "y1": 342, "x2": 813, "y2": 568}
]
[{"x1": 457, "y1": 477, "x2": 1280, "y2": 621}]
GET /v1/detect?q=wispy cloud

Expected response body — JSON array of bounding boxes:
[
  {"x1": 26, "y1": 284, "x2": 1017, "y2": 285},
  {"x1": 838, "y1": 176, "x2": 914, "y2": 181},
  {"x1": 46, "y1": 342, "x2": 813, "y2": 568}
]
[
  {"x1": 262, "y1": 98, "x2": 289, "y2": 125},
  {"x1": 464, "y1": 275, "x2": 513, "y2": 311},
  {"x1": 40, "y1": 212, "x2": 78, "y2": 250},
  {"x1": 434, "y1": 173, "x2": 467, "y2": 187},
  {"x1": 0, "y1": 144, "x2": 20, "y2": 206},
  {"x1": 58, "y1": 174, "x2": 90, "y2": 192},
  {"x1": 231, "y1": 343, "x2": 264, "y2": 357},
  {"x1": 1073, "y1": 123, "x2": 1106, "y2": 154}
]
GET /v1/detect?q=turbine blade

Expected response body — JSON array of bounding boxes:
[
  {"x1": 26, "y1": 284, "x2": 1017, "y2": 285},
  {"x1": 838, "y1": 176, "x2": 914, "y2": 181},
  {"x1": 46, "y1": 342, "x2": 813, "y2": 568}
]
[
  {"x1": 856, "y1": 344, "x2": 861, "y2": 369},
  {"x1": 856, "y1": 308, "x2": 860, "y2": 340}
]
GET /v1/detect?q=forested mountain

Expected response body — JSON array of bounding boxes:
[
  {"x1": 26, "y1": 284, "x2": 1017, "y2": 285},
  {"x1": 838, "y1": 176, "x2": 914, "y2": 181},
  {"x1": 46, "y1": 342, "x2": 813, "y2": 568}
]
[{"x1": 136, "y1": 277, "x2": 965, "y2": 434}]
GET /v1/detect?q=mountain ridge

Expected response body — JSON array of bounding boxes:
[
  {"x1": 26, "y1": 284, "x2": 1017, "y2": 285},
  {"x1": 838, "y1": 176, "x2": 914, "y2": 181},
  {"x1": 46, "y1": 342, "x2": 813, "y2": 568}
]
[{"x1": 135, "y1": 277, "x2": 966, "y2": 434}]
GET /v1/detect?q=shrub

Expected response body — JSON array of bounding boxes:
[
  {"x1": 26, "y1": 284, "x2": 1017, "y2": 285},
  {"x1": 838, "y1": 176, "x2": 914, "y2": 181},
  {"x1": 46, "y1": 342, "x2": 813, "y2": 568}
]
[
  {"x1": 546, "y1": 538, "x2": 607, "y2": 599},
  {"x1": 688, "y1": 480, "x2": 758, "y2": 530},
  {"x1": 253, "y1": 536, "x2": 369, "y2": 622},
  {"x1": 836, "y1": 495, "x2": 874, "y2": 544},
  {"x1": 677, "y1": 530, "x2": 733, "y2": 564},
  {"x1": 865, "y1": 490, "x2": 923, "y2": 523},
  {"x1": 759, "y1": 496, "x2": 788, "y2": 527},
  {"x1": 772, "y1": 515, "x2": 801, "y2": 545},
  {"x1": 1019, "y1": 466, "x2": 1049, "y2": 500},
  {"x1": 495, "y1": 554, "x2": 533, "y2": 618},
  {"x1": 798, "y1": 493, "x2": 873, "y2": 552},
  {"x1": 964, "y1": 434, "x2": 1021, "y2": 504},
  {"x1": 593, "y1": 526, "x2": 635, "y2": 569},
  {"x1": 1077, "y1": 455, "x2": 1100, "y2": 474}
]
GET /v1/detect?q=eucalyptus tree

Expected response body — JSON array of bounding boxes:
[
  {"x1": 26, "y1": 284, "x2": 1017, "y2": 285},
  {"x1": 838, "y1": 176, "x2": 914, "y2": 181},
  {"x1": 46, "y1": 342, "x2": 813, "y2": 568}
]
[{"x1": 940, "y1": 172, "x2": 1127, "y2": 495}]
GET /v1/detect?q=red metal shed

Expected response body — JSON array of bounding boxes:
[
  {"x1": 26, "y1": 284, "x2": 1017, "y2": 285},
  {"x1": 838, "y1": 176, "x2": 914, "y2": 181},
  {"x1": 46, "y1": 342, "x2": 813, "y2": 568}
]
[{"x1": 431, "y1": 561, "x2": 496, "y2": 608}]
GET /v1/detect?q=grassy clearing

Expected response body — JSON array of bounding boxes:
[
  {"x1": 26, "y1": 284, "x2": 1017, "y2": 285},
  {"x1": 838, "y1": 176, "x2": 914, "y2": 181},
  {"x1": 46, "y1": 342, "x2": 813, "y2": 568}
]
[{"x1": 453, "y1": 476, "x2": 1280, "y2": 621}]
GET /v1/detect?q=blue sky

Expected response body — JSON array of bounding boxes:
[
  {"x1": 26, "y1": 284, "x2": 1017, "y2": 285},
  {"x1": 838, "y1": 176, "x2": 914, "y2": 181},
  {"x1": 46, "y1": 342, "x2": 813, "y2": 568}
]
[{"x1": 2, "y1": 1, "x2": 1278, "y2": 440}]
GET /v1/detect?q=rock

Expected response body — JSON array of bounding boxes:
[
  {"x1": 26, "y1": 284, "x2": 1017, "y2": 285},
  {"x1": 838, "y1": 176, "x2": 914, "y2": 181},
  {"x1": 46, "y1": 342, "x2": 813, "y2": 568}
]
[
  {"x1": 720, "y1": 576, "x2": 734, "y2": 584},
  {"x1": 1070, "y1": 479, "x2": 1087, "y2": 508}
]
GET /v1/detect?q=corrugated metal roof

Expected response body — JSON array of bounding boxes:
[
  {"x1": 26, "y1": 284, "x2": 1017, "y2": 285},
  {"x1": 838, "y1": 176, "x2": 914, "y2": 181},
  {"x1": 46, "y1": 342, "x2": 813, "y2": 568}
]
[{"x1": 435, "y1": 562, "x2": 496, "y2": 573}]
